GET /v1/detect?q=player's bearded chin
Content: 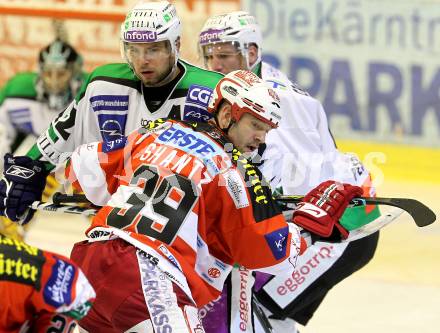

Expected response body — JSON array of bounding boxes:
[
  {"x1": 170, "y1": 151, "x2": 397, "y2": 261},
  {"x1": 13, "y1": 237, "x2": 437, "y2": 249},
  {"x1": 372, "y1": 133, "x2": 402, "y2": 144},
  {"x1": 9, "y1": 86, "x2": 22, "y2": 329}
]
[{"x1": 145, "y1": 54, "x2": 177, "y2": 87}]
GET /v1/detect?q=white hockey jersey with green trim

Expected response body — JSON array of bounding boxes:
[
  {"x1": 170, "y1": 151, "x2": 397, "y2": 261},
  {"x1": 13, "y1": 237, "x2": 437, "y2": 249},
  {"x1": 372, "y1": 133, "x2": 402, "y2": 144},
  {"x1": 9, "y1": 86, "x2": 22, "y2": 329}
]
[{"x1": 27, "y1": 60, "x2": 223, "y2": 168}]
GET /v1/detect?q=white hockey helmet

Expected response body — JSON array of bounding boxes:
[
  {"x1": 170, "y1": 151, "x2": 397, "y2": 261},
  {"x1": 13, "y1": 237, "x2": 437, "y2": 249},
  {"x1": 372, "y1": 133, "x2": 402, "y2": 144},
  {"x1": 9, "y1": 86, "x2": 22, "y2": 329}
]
[
  {"x1": 208, "y1": 70, "x2": 281, "y2": 128},
  {"x1": 198, "y1": 11, "x2": 263, "y2": 69},
  {"x1": 120, "y1": 1, "x2": 181, "y2": 60}
]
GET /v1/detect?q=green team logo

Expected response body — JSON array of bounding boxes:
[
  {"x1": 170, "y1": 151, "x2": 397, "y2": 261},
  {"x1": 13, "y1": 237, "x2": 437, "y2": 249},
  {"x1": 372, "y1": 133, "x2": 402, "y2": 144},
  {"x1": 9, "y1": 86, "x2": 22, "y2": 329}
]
[
  {"x1": 164, "y1": 14, "x2": 171, "y2": 22},
  {"x1": 239, "y1": 19, "x2": 247, "y2": 26}
]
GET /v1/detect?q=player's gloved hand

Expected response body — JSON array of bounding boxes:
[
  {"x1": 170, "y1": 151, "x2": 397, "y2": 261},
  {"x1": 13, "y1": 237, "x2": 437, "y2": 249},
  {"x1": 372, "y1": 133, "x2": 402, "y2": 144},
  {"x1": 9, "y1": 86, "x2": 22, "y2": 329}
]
[
  {"x1": 292, "y1": 180, "x2": 363, "y2": 241},
  {"x1": 0, "y1": 153, "x2": 50, "y2": 225}
]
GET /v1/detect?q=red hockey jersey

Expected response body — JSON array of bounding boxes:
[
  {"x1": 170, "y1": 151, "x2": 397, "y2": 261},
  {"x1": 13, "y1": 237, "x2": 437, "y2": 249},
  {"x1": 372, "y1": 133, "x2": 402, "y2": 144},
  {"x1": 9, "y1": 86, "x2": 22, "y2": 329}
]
[{"x1": 67, "y1": 119, "x2": 301, "y2": 306}]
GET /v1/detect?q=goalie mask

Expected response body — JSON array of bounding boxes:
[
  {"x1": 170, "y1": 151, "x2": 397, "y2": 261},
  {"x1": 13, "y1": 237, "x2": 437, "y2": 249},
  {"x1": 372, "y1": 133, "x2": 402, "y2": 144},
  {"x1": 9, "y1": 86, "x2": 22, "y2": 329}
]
[
  {"x1": 198, "y1": 11, "x2": 262, "y2": 70},
  {"x1": 208, "y1": 70, "x2": 281, "y2": 128},
  {"x1": 36, "y1": 39, "x2": 83, "y2": 111},
  {"x1": 120, "y1": 0, "x2": 181, "y2": 85}
]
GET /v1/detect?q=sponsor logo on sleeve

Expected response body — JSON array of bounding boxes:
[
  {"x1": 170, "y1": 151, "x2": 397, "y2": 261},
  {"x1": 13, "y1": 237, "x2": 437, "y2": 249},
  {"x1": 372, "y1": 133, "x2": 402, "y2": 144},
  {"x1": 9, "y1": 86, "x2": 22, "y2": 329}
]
[
  {"x1": 207, "y1": 267, "x2": 221, "y2": 278},
  {"x1": 44, "y1": 258, "x2": 76, "y2": 308},
  {"x1": 90, "y1": 95, "x2": 129, "y2": 142},
  {"x1": 264, "y1": 226, "x2": 289, "y2": 260},
  {"x1": 224, "y1": 170, "x2": 249, "y2": 208},
  {"x1": 102, "y1": 136, "x2": 128, "y2": 153},
  {"x1": 158, "y1": 244, "x2": 182, "y2": 270},
  {"x1": 99, "y1": 116, "x2": 126, "y2": 141},
  {"x1": 90, "y1": 95, "x2": 129, "y2": 112},
  {"x1": 183, "y1": 85, "x2": 213, "y2": 122}
]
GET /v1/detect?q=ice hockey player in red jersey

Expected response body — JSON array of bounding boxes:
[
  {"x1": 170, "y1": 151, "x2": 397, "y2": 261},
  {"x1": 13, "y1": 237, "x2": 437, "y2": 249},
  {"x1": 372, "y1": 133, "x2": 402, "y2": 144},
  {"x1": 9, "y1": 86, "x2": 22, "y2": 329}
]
[
  {"x1": 0, "y1": 233, "x2": 95, "y2": 333},
  {"x1": 60, "y1": 70, "x2": 362, "y2": 332}
]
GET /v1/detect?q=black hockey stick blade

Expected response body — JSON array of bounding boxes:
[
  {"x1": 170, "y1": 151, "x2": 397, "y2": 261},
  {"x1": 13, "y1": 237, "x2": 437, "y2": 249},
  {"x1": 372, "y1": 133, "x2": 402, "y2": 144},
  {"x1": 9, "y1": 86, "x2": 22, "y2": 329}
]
[
  {"x1": 275, "y1": 195, "x2": 436, "y2": 227},
  {"x1": 359, "y1": 197, "x2": 436, "y2": 227}
]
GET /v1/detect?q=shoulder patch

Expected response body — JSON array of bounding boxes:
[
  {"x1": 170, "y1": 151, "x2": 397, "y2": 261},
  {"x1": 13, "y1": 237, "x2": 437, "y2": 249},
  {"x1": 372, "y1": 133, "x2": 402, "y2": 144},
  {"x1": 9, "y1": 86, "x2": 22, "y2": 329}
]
[
  {"x1": 264, "y1": 226, "x2": 289, "y2": 260},
  {"x1": 223, "y1": 169, "x2": 249, "y2": 209},
  {"x1": 43, "y1": 257, "x2": 76, "y2": 308},
  {"x1": 183, "y1": 84, "x2": 214, "y2": 122}
]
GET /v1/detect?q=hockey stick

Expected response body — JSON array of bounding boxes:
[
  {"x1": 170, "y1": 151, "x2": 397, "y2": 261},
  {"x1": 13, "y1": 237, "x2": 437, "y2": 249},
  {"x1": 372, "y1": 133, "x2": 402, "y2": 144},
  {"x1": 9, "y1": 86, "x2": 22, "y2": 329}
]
[
  {"x1": 31, "y1": 199, "x2": 405, "y2": 238},
  {"x1": 252, "y1": 293, "x2": 273, "y2": 333},
  {"x1": 275, "y1": 195, "x2": 436, "y2": 228},
  {"x1": 52, "y1": 192, "x2": 91, "y2": 205},
  {"x1": 30, "y1": 201, "x2": 98, "y2": 217},
  {"x1": 47, "y1": 192, "x2": 436, "y2": 228}
]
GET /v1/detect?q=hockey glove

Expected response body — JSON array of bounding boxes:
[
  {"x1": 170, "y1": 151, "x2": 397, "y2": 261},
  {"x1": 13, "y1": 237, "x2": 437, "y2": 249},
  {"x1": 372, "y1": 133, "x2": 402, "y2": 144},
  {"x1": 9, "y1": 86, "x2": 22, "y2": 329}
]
[
  {"x1": 292, "y1": 180, "x2": 363, "y2": 241},
  {"x1": 0, "y1": 153, "x2": 50, "y2": 225}
]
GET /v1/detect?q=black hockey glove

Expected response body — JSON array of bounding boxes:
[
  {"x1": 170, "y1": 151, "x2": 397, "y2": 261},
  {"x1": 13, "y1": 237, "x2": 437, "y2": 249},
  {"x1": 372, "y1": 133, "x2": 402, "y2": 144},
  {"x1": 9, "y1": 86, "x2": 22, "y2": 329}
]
[{"x1": 0, "y1": 153, "x2": 50, "y2": 225}]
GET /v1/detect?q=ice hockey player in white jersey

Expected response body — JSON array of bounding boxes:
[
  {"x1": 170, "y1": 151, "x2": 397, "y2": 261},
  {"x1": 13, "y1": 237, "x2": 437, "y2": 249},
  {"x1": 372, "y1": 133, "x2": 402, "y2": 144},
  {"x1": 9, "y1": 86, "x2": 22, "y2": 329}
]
[
  {"x1": 0, "y1": 39, "x2": 86, "y2": 240},
  {"x1": 0, "y1": 0, "x2": 223, "y2": 226},
  {"x1": 198, "y1": 11, "x2": 381, "y2": 333}
]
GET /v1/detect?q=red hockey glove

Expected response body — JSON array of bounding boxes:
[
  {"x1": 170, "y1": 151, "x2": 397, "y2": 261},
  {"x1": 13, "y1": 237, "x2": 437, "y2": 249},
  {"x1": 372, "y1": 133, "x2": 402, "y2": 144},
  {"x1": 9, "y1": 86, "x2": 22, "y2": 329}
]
[{"x1": 292, "y1": 180, "x2": 363, "y2": 240}]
